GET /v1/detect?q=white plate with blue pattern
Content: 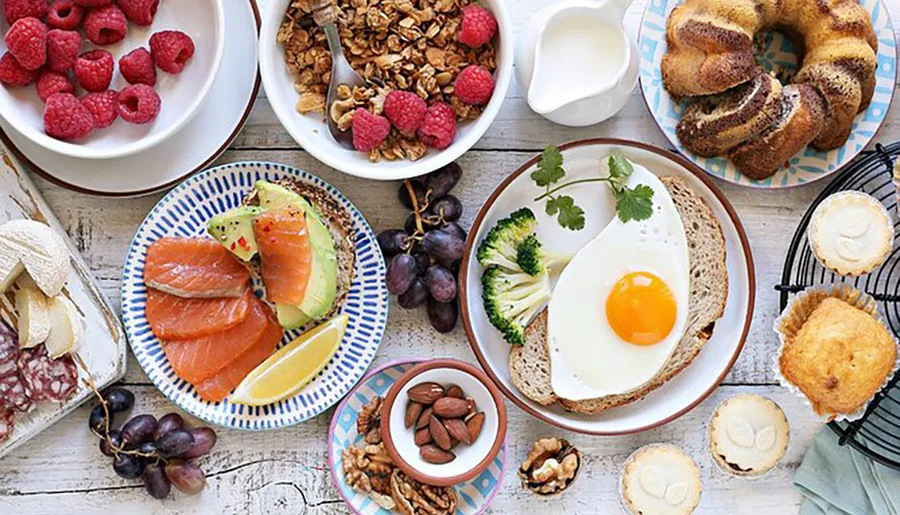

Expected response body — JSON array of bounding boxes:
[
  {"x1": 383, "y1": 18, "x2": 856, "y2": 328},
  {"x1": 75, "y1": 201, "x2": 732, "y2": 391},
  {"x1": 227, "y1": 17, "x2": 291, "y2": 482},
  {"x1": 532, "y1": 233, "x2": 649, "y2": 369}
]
[
  {"x1": 328, "y1": 359, "x2": 507, "y2": 515},
  {"x1": 120, "y1": 162, "x2": 388, "y2": 429},
  {"x1": 639, "y1": 0, "x2": 897, "y2": 188}
]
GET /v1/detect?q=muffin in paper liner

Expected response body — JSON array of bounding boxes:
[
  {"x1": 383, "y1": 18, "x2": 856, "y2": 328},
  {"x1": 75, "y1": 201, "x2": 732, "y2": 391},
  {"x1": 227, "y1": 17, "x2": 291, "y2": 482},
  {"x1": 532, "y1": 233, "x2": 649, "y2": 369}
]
[{"x1": 773, "y1": 284, "x2": 900, "y2": 422}]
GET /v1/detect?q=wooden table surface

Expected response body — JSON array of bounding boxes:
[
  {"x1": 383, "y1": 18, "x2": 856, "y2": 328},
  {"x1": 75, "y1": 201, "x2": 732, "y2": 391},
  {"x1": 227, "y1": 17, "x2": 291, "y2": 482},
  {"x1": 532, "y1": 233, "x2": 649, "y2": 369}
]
[{"x1": 2, "y1": 0, "x2": 899, "y2": 513}]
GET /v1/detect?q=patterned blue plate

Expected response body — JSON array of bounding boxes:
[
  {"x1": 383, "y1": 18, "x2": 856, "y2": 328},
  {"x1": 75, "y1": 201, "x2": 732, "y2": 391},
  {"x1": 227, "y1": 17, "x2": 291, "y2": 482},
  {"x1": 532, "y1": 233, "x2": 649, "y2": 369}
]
[
  {"x1": 120, "y1": 162, "x2": 388, "y2": 429},
  {"x1": 328, "y1": 359, "x2": 507, "y2": 515},
  {"x1": 639, "y1": 0, "x2": 897, "y2": 188}
]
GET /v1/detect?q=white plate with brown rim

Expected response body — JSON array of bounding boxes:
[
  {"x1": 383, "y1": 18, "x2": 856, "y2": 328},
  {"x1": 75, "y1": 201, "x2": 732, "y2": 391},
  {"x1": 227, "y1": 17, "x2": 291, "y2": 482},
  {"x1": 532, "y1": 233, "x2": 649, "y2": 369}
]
[{"x1": 458, "y1": 138, "x2": 756, "y2": 435}]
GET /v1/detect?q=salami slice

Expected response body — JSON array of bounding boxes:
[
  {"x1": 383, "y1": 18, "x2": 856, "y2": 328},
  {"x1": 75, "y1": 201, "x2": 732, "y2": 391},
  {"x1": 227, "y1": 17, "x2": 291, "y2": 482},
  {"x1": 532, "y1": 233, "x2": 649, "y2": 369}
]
[
  {"x1": 0, "y1": 408, "x2": 13, "y2": 442},
  {"x1": 0, "y1": 322, "x2": 31, "y2": 412},
  {"x1": 17, "y1": 345, "x2": 78, "y2": 403}
]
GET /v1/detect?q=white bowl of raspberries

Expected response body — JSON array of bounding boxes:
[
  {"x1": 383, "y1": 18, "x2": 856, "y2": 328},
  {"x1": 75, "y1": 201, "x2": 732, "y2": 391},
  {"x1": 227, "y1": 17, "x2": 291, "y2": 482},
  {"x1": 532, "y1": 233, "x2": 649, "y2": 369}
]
[
  {"x1": 0, "y1": 0, "x2": 224, "y2": 160},
  {"x1": 259, "y1": 0, "x2": 513, "y2": 181}
]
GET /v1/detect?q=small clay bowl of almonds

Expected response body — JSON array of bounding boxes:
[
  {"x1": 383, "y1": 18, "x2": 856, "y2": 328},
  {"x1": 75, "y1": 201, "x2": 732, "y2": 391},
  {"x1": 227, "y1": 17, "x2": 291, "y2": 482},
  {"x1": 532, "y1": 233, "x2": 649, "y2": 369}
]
[{"x1": 380, "y1": 358, "x2": 507, "y2": 487}]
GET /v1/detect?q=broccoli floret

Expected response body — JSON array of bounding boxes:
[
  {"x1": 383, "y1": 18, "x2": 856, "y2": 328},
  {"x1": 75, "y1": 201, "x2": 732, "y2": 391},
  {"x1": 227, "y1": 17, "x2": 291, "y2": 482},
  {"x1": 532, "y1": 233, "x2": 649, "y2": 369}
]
[
  {"x1": 476, "y1": 208, "x2": 537, "y2": 271},
  {"x1": 482, "y1": 265, "x2": 551, "y2": 345},
  {"x1": 515, "y1": 234, "x2": 573, "y2": 276}
]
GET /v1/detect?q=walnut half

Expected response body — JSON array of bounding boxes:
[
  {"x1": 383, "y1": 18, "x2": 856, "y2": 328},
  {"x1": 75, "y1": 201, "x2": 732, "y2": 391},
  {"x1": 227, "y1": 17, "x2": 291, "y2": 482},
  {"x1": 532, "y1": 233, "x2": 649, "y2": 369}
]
[
  {"x1": 518, "y1": 437, "x2": 582, "y2": 496},
  {"x1": 390, "y1": 469, "x2": 458, "y2": 515},
  {"x1": 357, "y1": 396, "x2": 384, "y2": 444}
]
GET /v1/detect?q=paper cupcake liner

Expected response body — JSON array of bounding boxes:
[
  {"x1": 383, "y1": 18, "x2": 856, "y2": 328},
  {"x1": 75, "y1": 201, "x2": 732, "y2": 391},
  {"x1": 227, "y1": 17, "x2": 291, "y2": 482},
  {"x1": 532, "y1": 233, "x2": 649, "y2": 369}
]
[{"x1": 773, "y1": 284, "x2": 900, "y2": 422}]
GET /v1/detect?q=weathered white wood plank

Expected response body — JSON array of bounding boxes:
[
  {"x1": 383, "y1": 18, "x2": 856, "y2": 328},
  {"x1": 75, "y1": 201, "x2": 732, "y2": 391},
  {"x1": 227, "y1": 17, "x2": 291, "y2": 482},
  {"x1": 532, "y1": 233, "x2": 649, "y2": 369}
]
[{"x1": 0, "y1": 385, "x2": 820, "y2": 514}]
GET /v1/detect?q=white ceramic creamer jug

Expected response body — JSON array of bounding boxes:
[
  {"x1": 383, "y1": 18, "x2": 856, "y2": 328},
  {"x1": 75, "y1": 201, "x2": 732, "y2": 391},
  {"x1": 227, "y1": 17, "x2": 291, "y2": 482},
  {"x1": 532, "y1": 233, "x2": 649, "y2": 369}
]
[{"x1": 514, "y1": 0, "x2": 639, "y2": 127}]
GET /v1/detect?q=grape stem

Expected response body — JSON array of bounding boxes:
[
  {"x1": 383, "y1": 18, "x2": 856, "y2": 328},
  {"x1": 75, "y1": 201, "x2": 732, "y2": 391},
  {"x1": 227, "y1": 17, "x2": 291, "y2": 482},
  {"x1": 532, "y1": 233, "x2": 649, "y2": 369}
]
[
  {"x1": 74, "y1": 353, "x2": 167, "y2": 465},
  {"x1": 404, "y1": 180, "x2": 426, "y2": 237}
]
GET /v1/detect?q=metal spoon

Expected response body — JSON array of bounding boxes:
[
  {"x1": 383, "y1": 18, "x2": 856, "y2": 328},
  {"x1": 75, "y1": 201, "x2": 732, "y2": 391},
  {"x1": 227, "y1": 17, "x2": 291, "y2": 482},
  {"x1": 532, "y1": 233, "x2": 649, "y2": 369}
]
[{"x1": 310, "y1": 0, "x2": 366, "y2": 150}]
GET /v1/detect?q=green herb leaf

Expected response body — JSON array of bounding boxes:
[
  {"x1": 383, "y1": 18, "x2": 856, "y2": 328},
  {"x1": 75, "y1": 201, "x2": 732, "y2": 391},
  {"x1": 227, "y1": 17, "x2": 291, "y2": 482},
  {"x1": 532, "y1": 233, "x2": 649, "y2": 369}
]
[
  {"x1": 615, "y1": 185, "x2": 655, "y2": 223},
  {"x1": 546, "y1": 196, "x2": 585, "y2": 231},
  {"x1": 531, "y1": 145, "x2": 565, "y2": 187},
  {"x1": 607, "y1": 151, "x2": 634, "y2": 190}
]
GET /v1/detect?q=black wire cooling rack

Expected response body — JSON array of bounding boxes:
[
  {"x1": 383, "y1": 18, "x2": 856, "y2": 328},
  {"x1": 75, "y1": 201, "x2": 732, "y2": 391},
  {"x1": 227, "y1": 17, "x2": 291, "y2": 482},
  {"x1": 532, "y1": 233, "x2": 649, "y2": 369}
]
[{"x1": 778, "y1": 141, "x2": 900, "y2": 470}]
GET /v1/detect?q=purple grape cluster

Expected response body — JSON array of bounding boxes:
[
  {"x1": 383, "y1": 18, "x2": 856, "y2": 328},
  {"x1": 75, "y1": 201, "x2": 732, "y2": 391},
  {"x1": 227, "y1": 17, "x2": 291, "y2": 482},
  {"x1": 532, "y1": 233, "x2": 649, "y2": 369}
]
[
  {"x1": 89, "y1": 387, "x2": 217, "y2": 499},
  {"x1": 379, "y1": 163, "x2": 465, "y2": 333}
]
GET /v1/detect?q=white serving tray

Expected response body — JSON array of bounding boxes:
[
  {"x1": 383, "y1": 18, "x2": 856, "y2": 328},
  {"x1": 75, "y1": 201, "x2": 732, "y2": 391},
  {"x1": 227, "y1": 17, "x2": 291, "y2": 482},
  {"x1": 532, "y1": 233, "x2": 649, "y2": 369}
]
[{"x1": 0, "y1": 145, "x2": 127, "y2": 458}]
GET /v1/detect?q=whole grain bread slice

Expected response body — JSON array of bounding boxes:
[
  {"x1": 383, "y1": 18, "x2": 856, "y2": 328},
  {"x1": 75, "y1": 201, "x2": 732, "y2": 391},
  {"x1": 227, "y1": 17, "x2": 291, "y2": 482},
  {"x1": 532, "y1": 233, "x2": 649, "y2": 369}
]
[
  {"x1": 509, "y1": 309, "x2": 558, "y2": 406},
  {"x1": 508, "y1": 176, "x2": 728, "y2": 414},
  {"x1": 243, "y1": 178, "x2": 357, "y2": 318}
]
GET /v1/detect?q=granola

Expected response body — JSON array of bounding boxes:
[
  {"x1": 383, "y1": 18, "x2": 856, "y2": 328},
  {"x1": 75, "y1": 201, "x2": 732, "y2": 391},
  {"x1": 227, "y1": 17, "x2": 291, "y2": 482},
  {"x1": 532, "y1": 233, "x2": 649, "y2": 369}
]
[{"x1": 278, "y1": 0, "x2": 498, "y2": 161}]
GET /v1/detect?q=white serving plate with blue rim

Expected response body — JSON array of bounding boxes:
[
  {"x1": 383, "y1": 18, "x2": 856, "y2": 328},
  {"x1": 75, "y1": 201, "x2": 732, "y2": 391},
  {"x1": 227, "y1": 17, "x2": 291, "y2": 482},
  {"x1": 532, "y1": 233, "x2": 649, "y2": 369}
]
[
  {"x1": 639, "y1": 0, "x2": 897, "y2": 188},
  {"x1": 328, "y1": 359, "x2": 507, "y2": 515},
  {"x1": 120, "y1": 162, "x2": 388, "y2": 429}
]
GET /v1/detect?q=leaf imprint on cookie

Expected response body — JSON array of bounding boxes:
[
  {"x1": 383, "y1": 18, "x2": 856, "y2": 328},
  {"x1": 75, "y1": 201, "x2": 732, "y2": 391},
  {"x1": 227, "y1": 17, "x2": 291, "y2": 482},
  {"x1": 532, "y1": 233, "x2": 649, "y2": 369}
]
[
  {"x1": 665, "y1": 483, "x2": 688, "y2": 506},
  {"x1": 727, "y1": 417, "x2": 755, "y2": 448},
  {"x1": 755, "y1": 425, "x2": 776, "y2": 451},
  {"x1": 639, "y1": 465, "x2": 667, "y2": 498}
]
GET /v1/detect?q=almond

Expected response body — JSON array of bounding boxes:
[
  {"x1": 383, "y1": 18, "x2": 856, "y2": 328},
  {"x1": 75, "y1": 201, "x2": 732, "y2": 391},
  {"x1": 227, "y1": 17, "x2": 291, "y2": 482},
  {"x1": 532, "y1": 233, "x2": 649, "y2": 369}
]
[
  {"x1": 465, "y1": 397, "x2": 477, "y2": 415},
  {"x1": 420, "y1": 444, "x2": 455, "y2": 464},
  {"x1": 405, "y1": 401, "x2": 423, "y2": 429},
  {"x1": 416, "y1": 406, "x2": 433, "y2": 430},
  {"x1": 433, "y1": 397, "x2": 469, "y2": 418},
  {"x1": 429, "y1": 414, "x2": 452, "y2": 451},
  {"x1": 445, "y1": 384, "x2": 464, "y2": 399},
  {"x1": 407, "y1": 382, "x2": 444, "y2": 405},
  {"x1": 443, "y1": 418, "x2": 471, "y2": 445},
  {"x1": 414, "y1": 427, "x2": 433, "y2": 446},
  {"x1": 466, "y1": 412, "x2": 485, "y2": 443}
]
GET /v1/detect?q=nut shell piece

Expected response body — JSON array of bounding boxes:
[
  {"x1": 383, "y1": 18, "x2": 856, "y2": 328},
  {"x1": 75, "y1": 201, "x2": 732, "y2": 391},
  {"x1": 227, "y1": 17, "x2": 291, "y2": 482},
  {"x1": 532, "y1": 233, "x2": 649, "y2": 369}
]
[{"x1": 518, "y1": 437, "x2": 582, "y2": 496}]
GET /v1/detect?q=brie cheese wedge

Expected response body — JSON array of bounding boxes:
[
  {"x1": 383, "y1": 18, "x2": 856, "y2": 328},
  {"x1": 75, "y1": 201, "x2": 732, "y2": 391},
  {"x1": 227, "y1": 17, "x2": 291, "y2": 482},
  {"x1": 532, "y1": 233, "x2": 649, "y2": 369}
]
[
  {"x1": 0, "y1": 220, "x2": 69, "y2": 297},
  {"x1": 15, "y1": 282, "x2": 51, "y2": 349},
  {"x1": 45, "y1": 295, "x2": 83, "y2": 358},
  {"x1": 0, "y1": 240, "x2": 23, "y2": 293}
]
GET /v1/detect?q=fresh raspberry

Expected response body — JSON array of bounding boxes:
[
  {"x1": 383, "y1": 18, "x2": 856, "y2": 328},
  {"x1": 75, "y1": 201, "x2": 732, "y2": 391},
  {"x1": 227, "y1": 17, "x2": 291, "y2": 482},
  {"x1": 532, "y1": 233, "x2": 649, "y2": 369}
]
[
  {"x1": 74, "y1": 0, "x2": 111, "y2": 6},
  {"x1": 149, "y1": 30, "x2": 195, "y2": 74},
  {"x1": 47, "y1": 29, "x2": 81, "y2": 73},
  {"x1": 454, "y1": 65, "x2": 495, "y2": 106},
  {"x1": 83, "y1": 4, "x2": 127, "y2": 46},
  {"x1": 417, "y1": 102, "x2": 457, "y2": 149},
  {"x1": 119, "y1": 47, "x2": 156, "y2": 86},
  {"x1": 80, "y1": 89, "x2": 117, "y2": 128},
  {"x1": 36, "y1": 70, "x2": 74, "y2": 102},
  {"x1": 5, "y1": 17, "x2": 47, "y2": 71},
  {"x1": 351, "y1": 108, "x2": 391, "y2": 152},
  {"x1": 458, "y1": 5, "x2": 497, "y2": 48},
  {"x1": 73, "y1": 49, "x2": 113, "y2": 92},
  {"x1": 117, "y1": 0, "x2": 158, "y2": 26},
  {"x1": 383, "y1": 91, "x2": 427, "y2": 135},
  {"x1": 47, "y1": 0, "x2": 85, "y2": 30},
  {"x1": 4, "y1": 0, "x2": 48, "y2": 24},
  {"x1": 117, "y1": 84, "x2": 160, "y2": 124},
  {"x1": 44, "y1": 92, "x2": 94, "y2": 140},
  {"x1": 0, "y1": 52, "x2": 37, "y2": 86}
]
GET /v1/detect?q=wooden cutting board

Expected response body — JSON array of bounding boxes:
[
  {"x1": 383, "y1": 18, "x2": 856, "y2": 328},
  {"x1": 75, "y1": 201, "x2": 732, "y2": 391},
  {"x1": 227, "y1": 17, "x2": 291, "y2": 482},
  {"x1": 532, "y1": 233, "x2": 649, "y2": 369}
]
[{"x1": 0, "y1": 147, "x2": 127, "y2": 458}]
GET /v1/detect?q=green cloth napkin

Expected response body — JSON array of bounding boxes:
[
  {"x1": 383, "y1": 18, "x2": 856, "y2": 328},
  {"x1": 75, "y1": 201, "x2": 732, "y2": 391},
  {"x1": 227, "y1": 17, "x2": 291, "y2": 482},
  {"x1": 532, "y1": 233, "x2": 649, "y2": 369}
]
[{"x1": 795, "y1": 428, "x2": 900, "y2": 515}]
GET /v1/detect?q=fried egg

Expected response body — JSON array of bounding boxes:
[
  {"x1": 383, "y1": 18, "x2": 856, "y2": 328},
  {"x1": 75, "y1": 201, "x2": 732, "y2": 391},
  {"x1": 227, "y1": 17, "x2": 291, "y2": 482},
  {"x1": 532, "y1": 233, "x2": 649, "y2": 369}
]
[{"x1": 548, "y1": 165, "x2": 690, "y2": 400}]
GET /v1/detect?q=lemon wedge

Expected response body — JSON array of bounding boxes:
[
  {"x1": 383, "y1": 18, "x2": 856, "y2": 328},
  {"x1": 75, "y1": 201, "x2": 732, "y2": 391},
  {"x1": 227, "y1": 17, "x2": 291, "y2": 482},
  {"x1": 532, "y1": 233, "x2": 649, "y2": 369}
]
[{"x1": 230, "y1": 314, "x2": 348, "y2": 406}]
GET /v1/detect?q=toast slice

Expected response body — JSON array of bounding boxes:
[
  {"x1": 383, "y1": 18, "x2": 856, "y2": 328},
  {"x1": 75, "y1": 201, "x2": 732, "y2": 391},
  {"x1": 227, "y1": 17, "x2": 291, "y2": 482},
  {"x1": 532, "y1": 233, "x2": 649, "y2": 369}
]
[
  {"x1": 244, "y1": 178, "x2": 357, "y2": 318},
  {"x1": 508, "y1": 176, "x2": 728, "y2": 414}
]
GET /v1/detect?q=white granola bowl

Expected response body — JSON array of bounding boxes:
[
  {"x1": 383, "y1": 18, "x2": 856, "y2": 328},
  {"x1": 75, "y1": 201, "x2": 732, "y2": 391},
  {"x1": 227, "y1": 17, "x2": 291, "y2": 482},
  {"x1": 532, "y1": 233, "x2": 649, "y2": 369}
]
[
  {"x1": 0, "y1": 0, "x2": 225, "y2": 160},
  {"x1": 258, "y1": 0, "x2": 513, "y2": 181}
]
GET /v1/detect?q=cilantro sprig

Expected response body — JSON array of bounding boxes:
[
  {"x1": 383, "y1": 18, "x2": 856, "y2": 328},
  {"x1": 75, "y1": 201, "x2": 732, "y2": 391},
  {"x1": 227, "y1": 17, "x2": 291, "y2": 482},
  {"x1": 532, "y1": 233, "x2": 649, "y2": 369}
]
[{"x1": 530, "y1": 145, "x2": 654, "y2": 231}]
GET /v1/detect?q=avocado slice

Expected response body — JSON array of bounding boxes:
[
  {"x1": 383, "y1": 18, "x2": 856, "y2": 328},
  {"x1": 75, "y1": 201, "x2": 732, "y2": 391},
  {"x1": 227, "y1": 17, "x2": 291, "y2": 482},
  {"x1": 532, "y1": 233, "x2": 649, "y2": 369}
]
[
  {"x1": 256, "y1": 181, "x2": 338, "y2": 323},
  {"x1": 207, "y1": 206, "x2": 264, "y2": 261},
  {"x1": 276, "y1": 304, "x2": 312, "y2": 330}
]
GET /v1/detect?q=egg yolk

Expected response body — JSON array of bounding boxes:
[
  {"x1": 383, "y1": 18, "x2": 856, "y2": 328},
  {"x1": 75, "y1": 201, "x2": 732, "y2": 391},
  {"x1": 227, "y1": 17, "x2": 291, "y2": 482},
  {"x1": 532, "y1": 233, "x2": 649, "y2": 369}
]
[{"x1": 605, "y1": 271, "x2": 677, "y2": 346}]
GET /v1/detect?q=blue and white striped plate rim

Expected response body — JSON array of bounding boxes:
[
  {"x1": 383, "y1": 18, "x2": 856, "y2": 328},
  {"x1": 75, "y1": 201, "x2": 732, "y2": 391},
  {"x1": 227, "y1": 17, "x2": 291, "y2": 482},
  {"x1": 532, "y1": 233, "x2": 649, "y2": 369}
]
[{"x1": 120, "y1": 161, "x2": 388, "y2": 430}]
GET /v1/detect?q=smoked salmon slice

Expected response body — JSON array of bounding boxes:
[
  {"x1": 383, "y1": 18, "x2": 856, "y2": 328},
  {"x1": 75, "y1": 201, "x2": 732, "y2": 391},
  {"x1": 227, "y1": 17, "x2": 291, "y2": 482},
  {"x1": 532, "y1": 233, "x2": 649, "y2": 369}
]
[
  {"x1": 193, "y1": 314, "x2": 283, "y2": 403},
  {"x1": 162, "y1": 295, "x2": 271, "y2": 383},
  {"x1": 145, "y1": 289, "x2": 252, "y2": 341},
  {"x1": 144, "y1": 237, "x2": 250, "y2": 298},
  {"x1": 252, "y1": 208, "x2": 312, "y2": 305}
]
